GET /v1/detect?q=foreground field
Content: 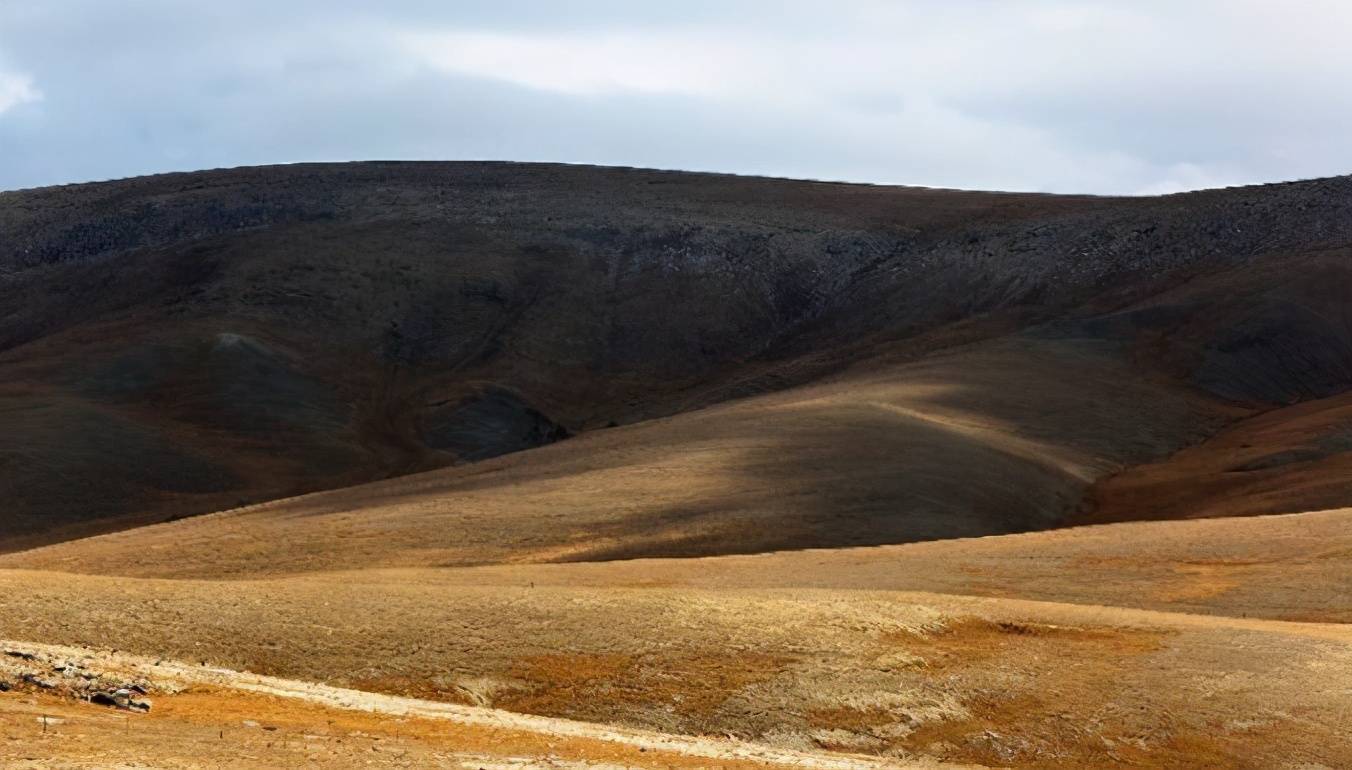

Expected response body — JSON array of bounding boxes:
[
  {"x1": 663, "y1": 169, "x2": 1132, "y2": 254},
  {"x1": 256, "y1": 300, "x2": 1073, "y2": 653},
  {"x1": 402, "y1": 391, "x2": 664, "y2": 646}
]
[{"x1": 4, "y1": 508, "x2": 1352, "y2": 768}]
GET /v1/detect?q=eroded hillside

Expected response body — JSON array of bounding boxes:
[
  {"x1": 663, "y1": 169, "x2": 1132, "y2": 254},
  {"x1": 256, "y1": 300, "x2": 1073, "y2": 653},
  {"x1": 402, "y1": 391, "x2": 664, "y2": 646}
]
[{"x1": 2, "y1": 163, "x2": 1351, "y2": 549}]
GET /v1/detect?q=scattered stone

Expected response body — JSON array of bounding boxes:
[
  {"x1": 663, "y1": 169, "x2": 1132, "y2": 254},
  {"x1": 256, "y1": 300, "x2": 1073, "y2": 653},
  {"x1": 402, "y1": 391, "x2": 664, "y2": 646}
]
[
  {"x1": 87, "y1": 689, "x2": 153, "y2": 712},
  {"x1": 0, "y1": 681, "x2": 10, "y2": 692},
  {"x1": 20, "y1": 674, "x2": 56, "y2": 690}
]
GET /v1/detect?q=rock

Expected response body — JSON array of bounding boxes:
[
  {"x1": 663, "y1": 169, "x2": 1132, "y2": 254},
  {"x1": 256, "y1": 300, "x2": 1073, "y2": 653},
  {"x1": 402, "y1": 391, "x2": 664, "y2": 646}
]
[
  {"x1": 20, "y1": 674, "x2": 55, "y2": 689},
  {"x1": 89, "y1": 690, "x2": 152, "y2": 712},
  {"x1": 3, "y1": 650, "x2": 37, "y2": 661}
]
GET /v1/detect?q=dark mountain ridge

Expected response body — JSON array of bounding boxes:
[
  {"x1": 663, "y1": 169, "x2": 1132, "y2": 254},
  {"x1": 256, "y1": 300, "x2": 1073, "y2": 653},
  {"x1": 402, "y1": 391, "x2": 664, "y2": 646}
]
[{"x1": 2, "y1": 162, "x2": 1350, "y2": 548}]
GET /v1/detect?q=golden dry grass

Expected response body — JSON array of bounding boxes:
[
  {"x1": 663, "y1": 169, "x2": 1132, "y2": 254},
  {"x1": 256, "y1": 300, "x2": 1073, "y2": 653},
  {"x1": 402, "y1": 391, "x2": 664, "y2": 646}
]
[{"x1": 2, "y1": 559, "x2": 1351, "y2": 768}]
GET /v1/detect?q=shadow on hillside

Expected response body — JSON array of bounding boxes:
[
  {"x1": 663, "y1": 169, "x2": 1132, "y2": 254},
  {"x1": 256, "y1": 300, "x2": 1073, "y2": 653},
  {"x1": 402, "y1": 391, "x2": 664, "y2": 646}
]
[{"x1": 268, "y1": 336, "x2": 1224, "y2": 564}]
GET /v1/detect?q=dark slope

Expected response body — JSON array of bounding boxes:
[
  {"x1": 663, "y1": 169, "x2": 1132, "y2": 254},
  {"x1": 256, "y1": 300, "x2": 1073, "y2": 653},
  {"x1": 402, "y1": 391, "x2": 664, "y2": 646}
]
[{"x1": 1, "y1": 162, "x2": 1351, "y2": 548}]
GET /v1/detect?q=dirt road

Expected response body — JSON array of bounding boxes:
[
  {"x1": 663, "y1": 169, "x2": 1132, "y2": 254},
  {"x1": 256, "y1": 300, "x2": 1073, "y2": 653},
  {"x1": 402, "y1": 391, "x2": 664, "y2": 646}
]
[{"x1": 0, "y1": 639, "x2": 958, "y2": 769}]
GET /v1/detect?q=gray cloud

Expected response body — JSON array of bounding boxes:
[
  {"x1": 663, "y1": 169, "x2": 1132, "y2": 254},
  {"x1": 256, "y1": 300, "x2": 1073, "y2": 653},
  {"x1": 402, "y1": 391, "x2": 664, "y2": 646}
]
[{"x1": 1, "y1": 1, "x2": 1350, "y2": 193}]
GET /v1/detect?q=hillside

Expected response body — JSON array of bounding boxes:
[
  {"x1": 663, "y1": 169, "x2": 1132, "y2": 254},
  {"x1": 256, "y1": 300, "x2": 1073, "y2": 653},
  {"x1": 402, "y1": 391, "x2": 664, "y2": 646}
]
[
  {"x1": 3, "y1": 162, "x2": 1352, "y2": 551},
  {"x1": 5, "y1": 164, "x2": 1352, "y2": 767}
]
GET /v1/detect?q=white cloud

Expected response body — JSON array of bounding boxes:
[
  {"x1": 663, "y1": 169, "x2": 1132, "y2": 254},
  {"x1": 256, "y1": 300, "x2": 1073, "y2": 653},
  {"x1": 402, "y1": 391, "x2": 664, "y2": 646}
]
[
  {"x1": 3, "y1": 2, "x2": 1352, "y2": 192},
  {"x1": 382, "y1": 10, "x2": 1338, "y2": 194},
  {"x1": 398, "y1": 30, "x2": 762, "y2": 97},
  {"x1": 0, "y1": 71, "x2": 40, "y2": 114}
]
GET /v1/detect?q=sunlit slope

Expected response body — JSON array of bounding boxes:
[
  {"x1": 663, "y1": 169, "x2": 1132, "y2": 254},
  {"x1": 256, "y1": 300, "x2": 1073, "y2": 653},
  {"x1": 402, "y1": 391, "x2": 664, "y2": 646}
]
[
  {"x1": 2, "y1": 334, "x2": 1235, "y2": 577},
  {"x1": 442, "y1": 506, "x2": 1352, "y2": 623}
]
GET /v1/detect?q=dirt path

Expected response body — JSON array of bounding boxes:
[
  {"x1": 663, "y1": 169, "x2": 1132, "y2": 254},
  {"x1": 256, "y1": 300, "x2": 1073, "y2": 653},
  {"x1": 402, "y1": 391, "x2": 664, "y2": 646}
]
[{"x1": 0, "y1": 639, "x2": 966, "y2": 770}]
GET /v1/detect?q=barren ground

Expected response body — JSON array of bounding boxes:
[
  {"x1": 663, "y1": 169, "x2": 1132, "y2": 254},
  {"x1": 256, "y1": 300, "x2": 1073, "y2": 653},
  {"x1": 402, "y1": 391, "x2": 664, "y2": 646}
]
[
  {"x1": 4, "y1": 509, "x2": 1352, "y2": 767},
  {"x1": 4, "y1": 165, "x2": 1352, "y2": 767}
]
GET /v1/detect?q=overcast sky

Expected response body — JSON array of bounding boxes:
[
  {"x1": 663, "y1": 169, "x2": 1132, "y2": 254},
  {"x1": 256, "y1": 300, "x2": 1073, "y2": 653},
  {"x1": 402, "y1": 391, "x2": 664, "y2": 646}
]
[{"x1": 2, "y1": 1, "x2": 1350, "y2": 194}]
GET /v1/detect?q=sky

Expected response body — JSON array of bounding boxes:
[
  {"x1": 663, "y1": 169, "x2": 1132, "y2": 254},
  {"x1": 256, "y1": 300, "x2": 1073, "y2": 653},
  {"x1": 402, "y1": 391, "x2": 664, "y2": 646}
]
[{"x1": 1, "y1": 1, "x2": 1351, "y2": 194}]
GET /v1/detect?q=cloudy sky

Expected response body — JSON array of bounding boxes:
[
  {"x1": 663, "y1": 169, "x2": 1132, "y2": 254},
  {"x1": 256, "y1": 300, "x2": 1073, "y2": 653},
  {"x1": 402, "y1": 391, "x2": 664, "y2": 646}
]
[{"x1": 1, "y1": 1, "x2": 1350, "y2": 194}]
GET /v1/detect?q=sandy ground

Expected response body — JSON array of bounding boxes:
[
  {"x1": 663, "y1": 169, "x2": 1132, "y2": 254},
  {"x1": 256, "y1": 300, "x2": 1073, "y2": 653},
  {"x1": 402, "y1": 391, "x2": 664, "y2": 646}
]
[{"x1": 3, "y1": 542, "x2": 1351, "y2": 768}]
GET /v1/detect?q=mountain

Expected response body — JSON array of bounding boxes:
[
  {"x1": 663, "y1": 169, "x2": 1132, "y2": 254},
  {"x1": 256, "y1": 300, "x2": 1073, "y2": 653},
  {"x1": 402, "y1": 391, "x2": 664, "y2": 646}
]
[{"x1": 3, "y1": 162, "x2": 1351, "y2": 553}]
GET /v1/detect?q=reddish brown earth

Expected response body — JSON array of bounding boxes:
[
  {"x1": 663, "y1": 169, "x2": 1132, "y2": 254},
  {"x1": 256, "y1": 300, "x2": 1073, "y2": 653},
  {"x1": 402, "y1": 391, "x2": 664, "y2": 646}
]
[{"x1": 1078, "y1": 390, "x2": 1352, "y2": 525}]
